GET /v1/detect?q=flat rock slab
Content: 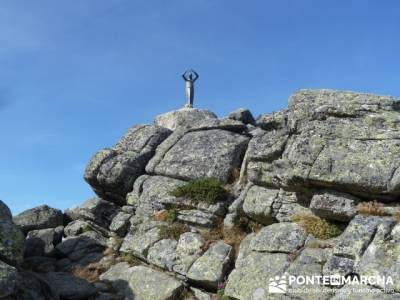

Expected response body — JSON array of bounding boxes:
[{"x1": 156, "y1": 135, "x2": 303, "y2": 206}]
[
  {"x1": 154, "y1": 108, "x2": 217, "y2": 130},
  {"x1": 250, "y1": 222, "x2": 307, "y2": 254},
  {"x1": 101, "y1": 263, "x2": 184, "y2": 300},
  {"x1": 187, "y1": 241, "x2": 233, "y2": 289},
  {"x1": 148, "y1": 129, "x2": 249, "y2": 183}
]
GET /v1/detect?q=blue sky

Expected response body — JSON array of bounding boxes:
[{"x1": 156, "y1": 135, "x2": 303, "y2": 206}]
[{"x1": 1, "y1": 0, "x2": 400, "y2": 214}]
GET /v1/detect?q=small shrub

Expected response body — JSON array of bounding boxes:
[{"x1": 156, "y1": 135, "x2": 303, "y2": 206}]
[
  {"x1": 170, "y1": 177, "x2": 228, "y2": 204},
  {"x1": 238, "y1": 216, "x2": 263, "y2": 233},
  {"x1": 154, "y1": 209, "x2": 177, "y2": 223},
  {"x1": 291, "y1": 213, "x2": 342, "y2": 240},
  {"x1": 119, "y1": 252, "x2": 142, "y2": 266},
  {"x1": 159, "y1": 223, "x2": 189, "y2": 240},
  {"x1": 82, "y1": 224, "x2": 95, "y2": 233},
  {"x1": 356, "y1": 200, "x2": 387, "y2": 216}
]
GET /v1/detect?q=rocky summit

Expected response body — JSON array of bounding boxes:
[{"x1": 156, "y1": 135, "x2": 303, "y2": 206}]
[{"x1": 2, "y1": 89, "x2": 400, "y2": 299}]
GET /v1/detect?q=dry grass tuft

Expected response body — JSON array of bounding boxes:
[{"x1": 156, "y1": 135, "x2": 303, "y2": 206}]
[
  {"x1": 291, "y1": 212, "x2": 342, "y2": 240},
  {"x1": 72, "y1": 262, "x2": 108, "y2": 283},
  {"x1": 154, "y1": 209, "x2": 178, "y2": 223},
  {"x1": 393, "y1": 210, "x2": 400, "y2": 222},
  {"x1": 356, "y1": 200, "x2": 387, "y2": 216},
  {"x1": 200, "y1": 223, "x2": 247, "y2": 257},
  {"x1": 159, "y1": 222, "x2": 190, "y2": 240}
]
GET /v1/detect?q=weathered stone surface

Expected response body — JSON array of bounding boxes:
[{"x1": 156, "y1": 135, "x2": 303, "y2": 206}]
[
  {"x1": 287, "y1": 247, "x2": 334, "y2": 300},
  {"x1": 13, "y1": 205, "x2": 63, "y2": 234},
  {"x1": 323, "y1": 255, "x2": 354, "y2": 277},
  {"x1": 131, "y1": 175, "x2": 184, "y2": 219},
  {"x1": 74, "y1": 198, "x2": 120, "y2": 229},
  {"x1": 56, "y1": 232, "x2": 106, "y2": 269},
  {"x1": 132, "y1": 175, "x2": 227, "y2": 223},
  {"x1": 356, "y1": 220, "x2": 400, "y2": 292},
  {"x1": 109, "y1": 212, "x2": 131, "y2": 236},
  {"x1": 101, "y1": 263, "x2": 184, "y2": 300},
  {"x1": 147, "y1": 239, "x2": 178, "y2": 270},
  {"x1": 242, "y1": 185, "x2": 276, "y2": 225},
  {"x1": 241, "y1": 185, "x2": 310, "y2": 224},
  {"x1": 0, "y1": 260, "x2": 17, "y2": 298},
  {"x1": 147, "y1": 129, "x2": 249, "y2": 182},
  {"x1": 310, "y1": 191, "x2": 358, "y2": 221},
  {"x1": 250, "y1": 222, "x2": 307, "y2": 253},
  {"x1": 187, "y1": 241, "x2": 233, "y2": 289},
  {"x1": 25, "y1": 226, "x2": 63, "y2": 257},
  {"x1": 246, "y1": 89, "x2": 400, "y2": 200},
  {"x1": 333, "y1": 215, "x2": 385, "y2": 260},
  {"x1": 173, "y1": 232, "x2": 205, "y2": 275},
  {"x1": 64, "y1": 219, "x2": 109, "y2": 237},
  {"x1": 227, "y1": 108, "x2": 255, "y2": 125},
  {"x1": 42, "y1": 272, "x2": 96, "y2": 300},
  {"x1": 120, "y1": 221, "x2": 164, "y2": 259},
  {"x1": 177, "y1": 210, "x2": 218, "y2": 228},
  {"x1": 225, "y1": 252, "x2": 290, "y2": 299},
  {"x1": 256, "y1": 109, "x2": 289, "y2": 131},
  {"x1": 0, "y1": 200, "x2": 25, "y2": 265},
  {"x1": 154, "y1": 107, "x2": 217, "y2": 130},
  {"x1": 84, "y1": 125, "x2": 171, "y2": 204}
]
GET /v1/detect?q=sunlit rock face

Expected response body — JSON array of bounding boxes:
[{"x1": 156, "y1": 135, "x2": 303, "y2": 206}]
[{"x1": 6, "y1": 89, "x2": 400, "y2": 299}]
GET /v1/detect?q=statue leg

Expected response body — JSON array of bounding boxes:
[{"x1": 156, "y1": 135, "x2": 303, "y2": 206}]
[{"x1": 185, "y1": 86, "x2": 193, "y2": 108}]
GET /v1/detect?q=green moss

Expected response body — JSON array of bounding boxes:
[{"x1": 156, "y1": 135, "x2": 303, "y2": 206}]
[
  {"x1": 82, "y1": 224, "x2": 95, "y2": 233},
  {"x1": 170, "y1": 177, "x2": 228, "y2": 204},
  {"x1": 159, "y1": 223, "x2": 189, "y2": 240},
  {"x1": 291, "y1": 213, "x2": 342, "y2": 240}
]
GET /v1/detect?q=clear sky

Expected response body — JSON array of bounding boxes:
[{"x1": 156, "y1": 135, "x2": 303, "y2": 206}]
[{"x1": 2, "y1": 0, "x2": 400, "y2": 214}]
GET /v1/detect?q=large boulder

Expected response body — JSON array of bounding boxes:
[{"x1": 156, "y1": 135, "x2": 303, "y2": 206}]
[
  {"x1": 0, "y1": 200, "x2": 25, "y2": 264},
  {"x1": 147, "y1": 128, "x2": 249, "y2": 182},
  {"x1": 309, "y1": 190, "x2": 358, "y2": 221},
  {"x1": 13, "y1": 205, "x2": 63, "y2": 234},
  {"x1": 71, "y1": 198, "x2": 120, "y2": 229},
  {"x1": 84, "y1": 124, "x2": 171, "y2": 204},
  {"x1": 154, "y1": 107, "x2": 217, "y2": 130},
  {"x1": 227, "y1": 108, "x2": 255, "y2": 125},
  {"x1": 41, "y1": 272, "x2": 96, "y2": 300},
  {"x1": 24, "y1": 226, "x2": 64, "y2": 257},
  {"x1": 246, "y1": 89, "x2": 400, "y2": 200},
  {"x1": 100, "y1": 263, "x2": 184, "y2": 300},
  {"x1": 0, "y1": 260, "x2": 18, "y2": 298}
]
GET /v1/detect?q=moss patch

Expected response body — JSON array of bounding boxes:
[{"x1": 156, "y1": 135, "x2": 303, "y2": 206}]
[{"x1": 170, "y1": 177, "x2": 228, "y2": 204}]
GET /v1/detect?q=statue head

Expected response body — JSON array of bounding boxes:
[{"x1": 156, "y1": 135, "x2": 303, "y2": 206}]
[{"x1": 182, "y1": 69, "x2": 199, "y2": 82}]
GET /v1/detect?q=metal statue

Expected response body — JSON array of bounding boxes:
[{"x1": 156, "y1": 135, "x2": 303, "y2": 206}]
[{"x1": 182, "y1": 69, "x2": 199, "y2": 108}]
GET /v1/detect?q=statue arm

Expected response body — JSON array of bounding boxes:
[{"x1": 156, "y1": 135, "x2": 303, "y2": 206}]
[{"x1": 193, "y1": 71, "x2": 199, "y2": 81}]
